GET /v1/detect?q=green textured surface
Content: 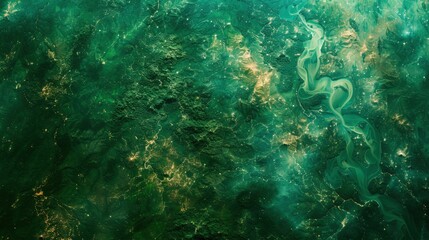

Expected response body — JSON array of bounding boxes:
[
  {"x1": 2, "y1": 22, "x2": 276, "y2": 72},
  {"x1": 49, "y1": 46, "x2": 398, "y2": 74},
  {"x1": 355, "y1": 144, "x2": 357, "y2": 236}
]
[{"x1": 1, "y1": 0, "x2": 429, "y2": 239}]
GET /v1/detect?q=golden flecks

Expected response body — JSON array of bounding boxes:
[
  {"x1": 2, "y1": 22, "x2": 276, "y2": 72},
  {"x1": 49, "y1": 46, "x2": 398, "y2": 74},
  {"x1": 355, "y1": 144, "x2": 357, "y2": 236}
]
[
  {"x1": 252, "y1": 69, "x2": 276, "y2": 103},
  {"x1": 163, "y1": 159, "x2": 194, "y2": 188},
  {"x1": 392, "y1": 113, "x2": 411, "y2": 128},
  {"x1": 342, "y1": 48, "x2": 364, "y2": 70},
  {"x1": 33, "y1": 177, "x2": 79, "y2": 240},
  {"x1": 210, "y1": 34, "x2": 222, "y2": 49},
  {"x1": 243, "y1": 62, "x2": 259, "y2": 75},
  {"x1": 144, "y1": 129, "x2": 160, "y2": 152},
  {"x1": 341, "y1": 216, "x2": 348, "y2": 227},
  {"x1": 371, "y1": 95, "x2": 379, "y2": 104},
  {"x1": 369, "y1": 91, "x2": 388, "y2": 114},
  {"x1": 254, "y1": 70, "x2": 273, "y2": 89},
  {"x1": 47, "y1": 49, "x2": 56, "y2": 61},
  {"x1": 40, "y1": 83, "x2": 66, "y2": 101},
  {"x1": 206, "y1": 31, "x2": 280, "y2": 105},
  {"x1": 396, "y1": 146, "x2": 409, "y2": 158},
  {"x1": 240, "y1": 50, "x2": 252, "y2": 60},
  {"x1": 128, "y1": 151, "x2": 139, "y2": 162},
  {"x1": 40, "y1": 85, "x2": 52, "y2": 99},
  {"x1": 360, "y1": 42, "x2": 368, "y2": 55},
  {"x1": 180, "y1": 198, "x2": 190, "y2": 212},
  {"x1": 2, "y1": 1, "x2": 20, "y2": 19},
  {"x1": 280, "y1": 133, "x2": 300, "y2": 147},
  {"x1": 35, "y1": 190, "x2": 44, "y2": 197},
  {"x1": 364, "y1": 52, "x2": 378, "y2": 65},
  {"x1": 340, "y1": 29, "x2": 357, "y2": 47},
  {"x1": 232, "y1": 34, "x2": 244, "y2": 45}
]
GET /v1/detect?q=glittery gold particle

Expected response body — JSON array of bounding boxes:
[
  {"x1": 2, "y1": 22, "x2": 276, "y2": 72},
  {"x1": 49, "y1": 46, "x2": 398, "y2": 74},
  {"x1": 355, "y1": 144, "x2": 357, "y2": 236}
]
[
  {"x1": 35, "y1": 190, "x2": 44, "y2": 197},
  {"x1": 128, "y1": 151, "x2": 139, "y2": 162}
]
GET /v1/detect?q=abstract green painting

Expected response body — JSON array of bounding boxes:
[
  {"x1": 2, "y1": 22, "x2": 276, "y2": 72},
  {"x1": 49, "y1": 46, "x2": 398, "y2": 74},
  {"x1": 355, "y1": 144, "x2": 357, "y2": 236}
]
[{"x1": 1, "y1": 0, "x2": 428, "y2": 239}]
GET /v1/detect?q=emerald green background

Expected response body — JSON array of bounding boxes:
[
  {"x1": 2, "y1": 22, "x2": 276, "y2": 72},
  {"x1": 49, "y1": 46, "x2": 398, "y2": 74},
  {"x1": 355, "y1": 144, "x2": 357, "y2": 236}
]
[{"x1": 0, "y1": 0, "x2": 428, "y2": 239}]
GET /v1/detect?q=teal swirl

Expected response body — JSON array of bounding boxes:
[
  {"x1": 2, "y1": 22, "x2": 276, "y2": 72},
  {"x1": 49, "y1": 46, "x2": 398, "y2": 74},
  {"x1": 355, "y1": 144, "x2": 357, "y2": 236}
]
[{"x1": 281, "y1": 3, "x2": 415, "y2": 239}]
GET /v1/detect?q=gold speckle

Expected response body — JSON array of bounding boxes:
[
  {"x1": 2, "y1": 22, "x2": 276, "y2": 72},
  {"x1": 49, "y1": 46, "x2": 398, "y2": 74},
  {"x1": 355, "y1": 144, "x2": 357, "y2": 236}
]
[
  {"x1": 396, "y1": 146, "x2": 408, "y2": 158},
  {"x1": 2, "y1": 1, "x2": 20, "y2": 19},
  {"x1": 47, "y1": 49, "x2": 56, "y2": 61},
  {"x1": 35, "y1": 191, "x2": 44, "y2": 197},
  {"x1": 128, "y1": 152, "x2": 139, "y2": 162},
  {"x1": 40, "y1": 85, "x2": 52, "y2": 99},
  {"x1": 392, "y1": 113, "x2": 410, "y2": 127}
]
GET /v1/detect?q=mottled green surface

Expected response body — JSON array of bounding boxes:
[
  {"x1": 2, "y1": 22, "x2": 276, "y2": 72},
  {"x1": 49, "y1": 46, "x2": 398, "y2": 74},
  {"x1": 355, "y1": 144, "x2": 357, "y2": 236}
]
[{"x1": 1, "y1": 0, "x2": 429, "y2": 239}]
